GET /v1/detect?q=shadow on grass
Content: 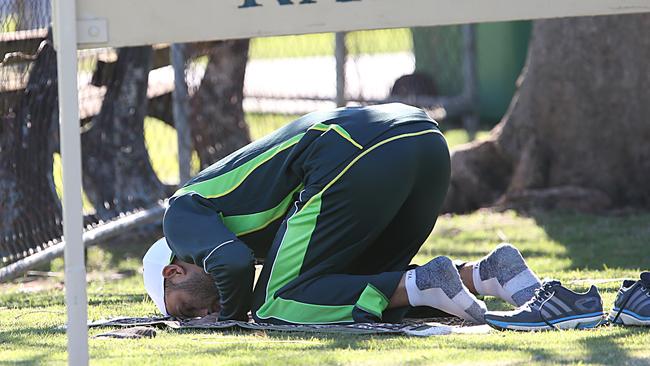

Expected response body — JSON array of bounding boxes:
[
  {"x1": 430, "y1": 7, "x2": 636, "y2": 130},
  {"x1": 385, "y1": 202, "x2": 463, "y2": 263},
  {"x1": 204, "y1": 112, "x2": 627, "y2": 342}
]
[
  {"x1": 0, "y1": 293, "x2": 145, "y2": 309},
  {"x1": 405, "y1": 327, "x2": 645, "y2": 366},
  {"x1": 419, "y1": 247, "x2": 552, "y2": 260},
  {"x1": 0, "y1": 325, "x2": 66, "y2": 342},
  {"x1": 0, "y1": 291, "x2": 66, "y2": 308},
  {"x1": 0, "y1": 357, "x2": 52, "y2": 366},
  {"x1": 164, "y1": 326, "x2": 648, "y2": 365},
  {"x1": 174, "y1": 327, "x2": 406, "y2": 350},
  {"x1": 87, "y1": 293, "x2": 146, "y2": 307},
  {"x1": 94, "y1": 230, "x2": 160, "y2": 269},
  {"x1": 579, "y1": 329, "x2": 649, "y2": 365},
  {"x1": 529, "y1": 211, "x2": 650, "y2": 271},
  {"x1": 0, "y1": 326, "x2": 66, "y2": 365}
]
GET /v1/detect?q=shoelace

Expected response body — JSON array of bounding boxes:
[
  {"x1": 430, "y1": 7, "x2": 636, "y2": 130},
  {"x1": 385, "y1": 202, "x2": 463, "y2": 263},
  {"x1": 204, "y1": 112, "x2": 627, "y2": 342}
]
[
  {"x1": 523, "y1": 282, "x2": 557, "y2": 309},
  {"x1": 612, "y1": 281, "x2": 648, "y2": 324},
  {"x1": 523, "y1": 282, "x2": 560, "y2": 330}
]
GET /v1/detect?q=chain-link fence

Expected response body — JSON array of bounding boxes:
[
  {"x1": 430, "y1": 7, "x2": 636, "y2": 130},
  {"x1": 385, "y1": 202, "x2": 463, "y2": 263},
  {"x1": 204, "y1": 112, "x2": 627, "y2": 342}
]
[
  {"x1": 245, "y1": 27, "x2": 477, "y2": 136},
  {"x1": 0, "y1": 1, "x2": 477, "y2": 280},
  {"x1": 1, "y1": 1, "x2": 59, "y2": 268}
]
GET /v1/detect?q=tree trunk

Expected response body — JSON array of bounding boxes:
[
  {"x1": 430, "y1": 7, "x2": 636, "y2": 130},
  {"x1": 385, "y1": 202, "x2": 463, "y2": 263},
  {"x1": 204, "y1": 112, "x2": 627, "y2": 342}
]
[
  {"x1": 0, "y1": 40, "x2": 62, "y2": 261},
  {"x1": 189, "y1": 40, "x2": 251, "y2": 169},
  {"x1": 81, "y1": 46, "x2": 166, "y2": 221},
  {"x1": 443, "y1": 14, "x2": 650, "y2": 213}
]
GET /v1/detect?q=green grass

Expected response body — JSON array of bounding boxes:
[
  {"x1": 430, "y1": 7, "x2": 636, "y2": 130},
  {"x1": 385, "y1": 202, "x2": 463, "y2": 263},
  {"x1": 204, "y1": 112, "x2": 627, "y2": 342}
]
[
  {"x1": 0, "y1": 15, "x2": 17, "y2": 33},
  {"x1": 442, "y1": 128, "x2": 490, "y2": 148},
  {"x1": 249, "y1": 28, "x2": 413, "y2": 59},
  {"x1": 52, "y1": 114, "x2": 482, "y2": 214},
  {"x1": 25, "y1": 117, "x2": 649, "y2": 365},
  {"x1": 1, "y1": 210, "x2": 649, "y2": 365}
]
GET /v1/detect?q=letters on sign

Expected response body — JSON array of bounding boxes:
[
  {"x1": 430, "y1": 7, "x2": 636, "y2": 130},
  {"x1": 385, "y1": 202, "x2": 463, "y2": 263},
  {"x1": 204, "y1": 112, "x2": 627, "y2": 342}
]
[{"x1": 239, "y1": 0, "x2": 359, "y2": 8}]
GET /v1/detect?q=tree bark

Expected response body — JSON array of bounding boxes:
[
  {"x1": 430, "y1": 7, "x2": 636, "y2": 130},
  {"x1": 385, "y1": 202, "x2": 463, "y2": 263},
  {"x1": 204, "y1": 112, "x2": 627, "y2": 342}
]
[
  {"x1": 0, "y1": 40, "x2": 62, "y2": 260},
  {"x1": 189, "y1": 40, "x2": 251, "y2": 169},
  {"x1": 81, "y1": 46, "x2": 166, "y2": 221},
  {"x1": 443, "y1": 14, "x2": 650, "y2": 213}
]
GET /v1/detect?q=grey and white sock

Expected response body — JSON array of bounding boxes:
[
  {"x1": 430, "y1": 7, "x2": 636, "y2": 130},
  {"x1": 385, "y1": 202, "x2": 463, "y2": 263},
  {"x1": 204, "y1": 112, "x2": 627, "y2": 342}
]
[
  {"x1": 473, "y1": 243, "x2": 542, "y2": 307},
  {"x1": 405, "y1": 256, "x2": 487, "y2": 324}
]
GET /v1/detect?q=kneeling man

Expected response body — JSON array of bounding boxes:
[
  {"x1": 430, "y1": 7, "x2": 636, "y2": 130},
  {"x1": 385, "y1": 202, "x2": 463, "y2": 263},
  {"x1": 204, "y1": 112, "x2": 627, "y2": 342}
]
[{"x1": 143, "y1": 103, "x2": 541, "y2": 324}]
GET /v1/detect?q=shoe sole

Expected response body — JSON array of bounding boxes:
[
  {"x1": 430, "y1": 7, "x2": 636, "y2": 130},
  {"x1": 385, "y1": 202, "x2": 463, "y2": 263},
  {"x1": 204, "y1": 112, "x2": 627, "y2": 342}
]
[
  {"x1": 485, "y1": 312, "x2": 605, "y2": 331},
  {"x1": 609, "y1": 308, "x2": 650, "y2": 326}
]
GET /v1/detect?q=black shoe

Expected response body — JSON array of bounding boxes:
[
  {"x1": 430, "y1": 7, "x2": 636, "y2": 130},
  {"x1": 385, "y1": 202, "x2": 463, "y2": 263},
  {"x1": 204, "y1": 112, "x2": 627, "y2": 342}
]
[
  {"x1": 484, "y1": 280, "x2": 605, "y2": 331},
  {"x1": 609, "y1": 272, "x2": 650, "y2": 326}
]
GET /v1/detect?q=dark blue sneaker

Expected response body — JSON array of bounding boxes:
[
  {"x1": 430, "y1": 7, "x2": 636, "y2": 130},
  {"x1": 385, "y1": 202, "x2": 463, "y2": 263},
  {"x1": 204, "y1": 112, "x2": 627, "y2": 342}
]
[
  {"x1": 608, "y1": 272, "x2": 650, "y2": 326},
  {"x1": 484, "y1": 280, "x2": 605, "y2": 331}
]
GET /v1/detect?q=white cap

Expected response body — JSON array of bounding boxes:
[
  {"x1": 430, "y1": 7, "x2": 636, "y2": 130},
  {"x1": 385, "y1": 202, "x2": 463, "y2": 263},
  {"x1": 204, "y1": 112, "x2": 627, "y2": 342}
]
[{"x1": 143, "y1": 237, "x2": 173, "y2": 316}]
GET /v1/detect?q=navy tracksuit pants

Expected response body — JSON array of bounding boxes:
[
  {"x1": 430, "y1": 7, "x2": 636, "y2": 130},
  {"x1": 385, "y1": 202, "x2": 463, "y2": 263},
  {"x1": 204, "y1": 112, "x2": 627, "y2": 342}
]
[{"x1": 252, "y1": 122, "x2": 451, "y2": 324}]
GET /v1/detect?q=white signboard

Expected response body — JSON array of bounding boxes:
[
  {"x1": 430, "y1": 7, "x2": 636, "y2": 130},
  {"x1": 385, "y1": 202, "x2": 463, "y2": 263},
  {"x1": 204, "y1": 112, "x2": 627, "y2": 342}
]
[{"x1": 76, "y1": 0, "x2": 650, "y2": 49}]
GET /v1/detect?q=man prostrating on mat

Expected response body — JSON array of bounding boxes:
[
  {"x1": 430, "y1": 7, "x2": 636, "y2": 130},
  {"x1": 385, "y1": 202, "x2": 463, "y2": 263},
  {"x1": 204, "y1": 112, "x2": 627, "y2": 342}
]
[{"x1": 142, "y1": 103, "x2": 542, "y2": 324}]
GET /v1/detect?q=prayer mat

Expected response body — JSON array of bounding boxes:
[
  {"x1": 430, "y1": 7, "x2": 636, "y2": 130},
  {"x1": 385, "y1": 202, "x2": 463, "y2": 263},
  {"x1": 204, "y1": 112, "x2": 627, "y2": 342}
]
[{"x1": 88, "y1": 316, "x2": 492, "y2": 336}]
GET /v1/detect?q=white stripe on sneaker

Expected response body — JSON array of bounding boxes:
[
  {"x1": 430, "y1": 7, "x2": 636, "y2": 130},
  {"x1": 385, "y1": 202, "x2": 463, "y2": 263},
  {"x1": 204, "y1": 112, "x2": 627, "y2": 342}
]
[
  {"x1": 543, "y1": 301, "x2": 562, "y2": 317},
  {"x1": 540, "y1": 308, "x2": 553, "y2": 319},
  {"x1": 550, "y1": 296, "x2": 573, "y2": 313},
  {"x1": 629, "y1": 291, "x2": 648, "y2": 310}
]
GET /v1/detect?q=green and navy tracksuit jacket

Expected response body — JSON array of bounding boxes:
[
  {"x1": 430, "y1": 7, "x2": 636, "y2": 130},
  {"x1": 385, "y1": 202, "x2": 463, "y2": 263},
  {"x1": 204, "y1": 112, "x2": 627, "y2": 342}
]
[{"x1": 163, "y1": 103, "x2": 447, "y2": 324}]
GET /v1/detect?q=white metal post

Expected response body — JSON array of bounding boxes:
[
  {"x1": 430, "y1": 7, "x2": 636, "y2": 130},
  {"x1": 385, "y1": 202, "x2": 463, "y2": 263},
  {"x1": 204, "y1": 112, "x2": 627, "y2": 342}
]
[
  {"x1": 461, "y1": 24, "x2": 479, "y2": 140},
  {"x1": 335, "y1": 32, "x2": 347, "y2": 107},
  {"x1": 171, "y1": 44, "x2": 192, "y2": 184},
  {"x1": 52, "y1": 0, "x2": 89, "y2": 365}
]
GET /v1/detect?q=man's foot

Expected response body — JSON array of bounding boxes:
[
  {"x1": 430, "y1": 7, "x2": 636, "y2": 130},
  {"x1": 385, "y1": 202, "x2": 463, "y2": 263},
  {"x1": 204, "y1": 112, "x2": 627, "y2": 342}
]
[
  {"x1": 608, "y1": 272, "x2": 650, "y2": 326},
  {"x1": 484, "y1": 280, "x2": 605, "y2": 331},
  {"x1": 406, "y1": 256, "x2": 487, "y2": 324},
  {"x1": 473, "y1": 243, "x2": 542, "y2": 306}
]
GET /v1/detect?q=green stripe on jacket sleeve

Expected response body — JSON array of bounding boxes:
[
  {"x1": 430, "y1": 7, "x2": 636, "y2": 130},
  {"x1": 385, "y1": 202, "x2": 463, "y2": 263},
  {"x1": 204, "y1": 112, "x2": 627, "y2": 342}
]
[
  {"x1": 173, "y1": 133, "x2": 304, "y2": 199},
  {"x1": 221, "y1": 185, "x2": 303, "y2": 236}
]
